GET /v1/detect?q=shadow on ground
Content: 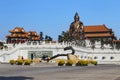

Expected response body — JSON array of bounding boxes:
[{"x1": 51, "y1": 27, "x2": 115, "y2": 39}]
[
  {"x1": 0, "y1": 76, "x2": 34, "y2": 80},
  {"x1": 114, "y1": 77, "x2": 120, "y2": 80}
]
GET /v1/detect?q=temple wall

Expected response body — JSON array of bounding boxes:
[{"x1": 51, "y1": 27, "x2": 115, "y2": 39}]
[
  {"x1": 88, "y1": 53, "x2": 120, "y2": 64},
  {"x1": 0, "y1": 41, "x2": 120, "y2": 64}
]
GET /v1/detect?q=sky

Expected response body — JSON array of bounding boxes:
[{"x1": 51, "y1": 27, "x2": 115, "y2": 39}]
[{"x1": 0, "y1": 0, "x2": 120, "y2": 41}]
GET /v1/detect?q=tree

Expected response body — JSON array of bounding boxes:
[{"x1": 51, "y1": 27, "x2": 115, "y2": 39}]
[
  {"x1": 0, "y1": 42, "x2": 3, "y2": 46},
  {"x1": 90, "y1": 39, "x2": 95, "y2": 50},
  {"x1": 61, "y1": 31, "x2": 65, "y2": 36},
  {"x1": 115, "y1": 42, "x2": 120, "y2": 50},
  {"x1": 45, "y1": 35, "x2": 53, "y2": 41},
  {"x1": 45, "y1": 35, "x2": 49, "y2": 41},
  {"x1": 58, "y1": 35, "x2": 63, "y2": 42},
  {"x1": 58, "y1": 31, "x2": 71, "y2": 42},
  {"x1": 29, "y1": 32, "x2": 32, "y2": 41},
  {"x1": 0, "y1": 42, "x2": 3, "y2": 49},
  {"x1": 48, "y1": 36, "x2": 53, "y2": 41},
  {"x1": 40, "y1": 32, "x2": 44, "y2": 41},
  {"x1": 100, "y1": 39, "x2": 104, "y2": 49},
  {"x1": 58, "y1": 31, "x2": 65, "y2": 42}
]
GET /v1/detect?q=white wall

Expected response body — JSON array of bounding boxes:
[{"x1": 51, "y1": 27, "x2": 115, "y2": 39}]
[{"x1": 0, "y1": 42, "x2": 120, "y2": 64}]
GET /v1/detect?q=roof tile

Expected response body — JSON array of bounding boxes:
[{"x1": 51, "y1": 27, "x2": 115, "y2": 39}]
[{"x1": 84, "y1": 25, "x2": 110, "y2": 32}]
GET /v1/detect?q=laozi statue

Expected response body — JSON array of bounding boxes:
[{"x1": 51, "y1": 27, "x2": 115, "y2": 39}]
[{"x1": 69, "y1": 12, "x2": 84, "y2": 40}]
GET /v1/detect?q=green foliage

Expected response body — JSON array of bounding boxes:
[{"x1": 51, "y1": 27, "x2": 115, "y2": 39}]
[
  {"x1": 9, "y1": 60, "x2": 15, "y2": 65},
  {"x1": 10, "y1": 59, "x2": 32, "y2": 65},
  {"x1": 16, "y1": 60, "x2": 24, "y2": 65},
  {"x1": 45, "y1": 35, "x2": 53, "y2": 41},
  {"x1": 65, "y1": 60, "x2": 73, "y2": 66},
  {"x1": 76, "y1": 60, "x2": 88, "y2": 66},
  {"x1": 0, "y1": 42, "x2": 3, "y2": 46},
  {"x1": 90, "y1": 60, "x2": 97, "y2": 65},
  {"x1": 58, "y1": 60, "x2": 65, "y2": 66},
  {"x1": 24, "y1": 59, "x2": 31, "y2": 65},
  {"x1": 115, "y1": 42, "x2": 120, "y2": 50}
]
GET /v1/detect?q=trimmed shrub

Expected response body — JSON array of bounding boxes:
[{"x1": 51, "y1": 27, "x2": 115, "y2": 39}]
[
  {"x1": 83, "y1": 60, "x2": 89, "y2": 66},
  {"x1": 90, "y1": 60, "x2": 97, "y2": 65},
  {"x1": 9, "y1": 60, "x2": 15, "y2": 65},
  {"x1": 33, "y1": 58, "x2": 41, "y2": 63},
  {"x1": 76, "y1": 60, "x2": 83, "y2": 66},
  {"x1": 65, "y1": 60, "x2": 73, "y2": 66},
  {"x1": 17, "y1": 60, "x2": 24, "y2": 65},
  {"x1": 55, "y1": 58, "x2": 61, "y2": 63},
  {"x1": 58, "y1": 60, "x2": 65, "y2": 66},
  {"x1": 24, "y1": 59, "x2": 31, "y2": 65},
  {"x1": 76, "y1": 60, "x2": 88, "y2": 66}
]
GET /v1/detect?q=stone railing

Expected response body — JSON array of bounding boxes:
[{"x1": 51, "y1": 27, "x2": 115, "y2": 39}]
[{"x1": 0, "y1": 41, "x2": 120, "y2": 55}]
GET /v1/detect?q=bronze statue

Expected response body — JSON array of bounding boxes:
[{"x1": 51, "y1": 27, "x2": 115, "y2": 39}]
[{"x1": 69, "y1": 12, "x2": 83, "y2": 40}]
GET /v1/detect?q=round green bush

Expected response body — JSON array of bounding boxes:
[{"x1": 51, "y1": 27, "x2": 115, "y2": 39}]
[
  {"x1": 24, "y1": 59, "x2": 31, "y2": 65},
  {"x1": 65, "y1": 60, "x2": 73, "y2": 66},
  {"x1": 76, "y1": 60, "x2": 88, "y2": 66},
  {"x1": 17, "y1": 60, "x2": 24, "y2": 65},
  {"x1": 91, "y1": 60, "x2": 97, "y2": 65},
  {"x1": 76, "y1": 60, "x2": 82, "y2": 66},
  {"x1": 9, "y1": 60, "x2": 15, "y2": 65},
  {"x1": 58, "y1": 60, "x2": 65, "y2": 66}
]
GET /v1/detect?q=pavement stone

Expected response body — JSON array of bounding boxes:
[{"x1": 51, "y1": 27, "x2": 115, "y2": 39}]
[{"x1": 0, "y1": 63, "x2": 120, "y2": 80}]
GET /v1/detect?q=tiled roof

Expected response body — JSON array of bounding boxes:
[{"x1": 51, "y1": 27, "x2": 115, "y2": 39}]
[
  {"x1": 7, "y1": 27, "x2": 40, "y2": 38},
  {"x1": 113, "y1": 40, "x2": 120, "y2": 43},
  {"x1": 7, "y1": 27, "x2": 41, "y2": 42},
  {"x1": 9, "y1": 27, "x2": 25, "y2": 33},
  {"x1": 85, "y1": 33, "x2": 112, "y2": 38},
  {"x1": 84, "y1": 25, "x2": 110, "y2": 32},
  {"x1": 28, "y1": 31, "x2": 38, "y2": 36},
  {"x1": 6, "y1": 33, "x2": 29, "y2": 38},
  {"x1": 31, "y1": 37, "x2": 40, "y2": 40}
]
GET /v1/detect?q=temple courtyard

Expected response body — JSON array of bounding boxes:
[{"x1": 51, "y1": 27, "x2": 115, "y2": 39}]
[{"x1": 0, "y1": 63, "x2": 119, "y2": 80}]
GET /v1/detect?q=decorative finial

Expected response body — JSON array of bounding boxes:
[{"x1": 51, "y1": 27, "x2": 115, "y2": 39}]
[
  {"x1": 74, "y1": 12, "x2": 79, "y2": 21},
  {"x1": 75, "y1": 12, "x2": 78, "y2": 16}
]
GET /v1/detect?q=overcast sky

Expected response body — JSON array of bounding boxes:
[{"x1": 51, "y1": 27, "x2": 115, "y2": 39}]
[{"x1": 0, "y1": 0, "x2": 120, "y2": 40}]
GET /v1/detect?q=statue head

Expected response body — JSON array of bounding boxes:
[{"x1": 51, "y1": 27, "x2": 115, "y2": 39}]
[{"x1": 74, "y1": 12, "x2": 79, "y2": 22}]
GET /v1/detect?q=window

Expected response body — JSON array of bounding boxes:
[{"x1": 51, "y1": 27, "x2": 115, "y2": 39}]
[
  {"x1": 102, "y1": 56, "x2": 106, "y2": 60},
  {"x1": 110, "y1": 56, "x2": 114, "y2": 60},
  {"x1": 94, "y1": 56, "x2": 98, "y2": 59},
  {"x1": 81, "y1": 56, "x2": 83, "y2": 59},
  {"x1": 84, "y1": 56, "x2": 87, "y2": 59}
]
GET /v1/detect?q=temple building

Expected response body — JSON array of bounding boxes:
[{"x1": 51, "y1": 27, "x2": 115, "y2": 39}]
[
  {"x1": 27, "y1": 31, "x2": 40, "y2": 41},
  {"x1": 84, "y1": 25, "x2": 115, "y2": 40},
  {"x1": 0, "y1": 12, "x2": 120, "y2": 64},
  {"x1": 6, "y1": 27, "x2": 40, "y2": 43},
  {"x1": 67, "y1": 12, "x2": 116, "y2": 41}
]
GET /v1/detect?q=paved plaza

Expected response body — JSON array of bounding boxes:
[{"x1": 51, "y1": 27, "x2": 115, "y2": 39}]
[{"x1": 0, "y1": 63, "x2": 120, "y2": 80}]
